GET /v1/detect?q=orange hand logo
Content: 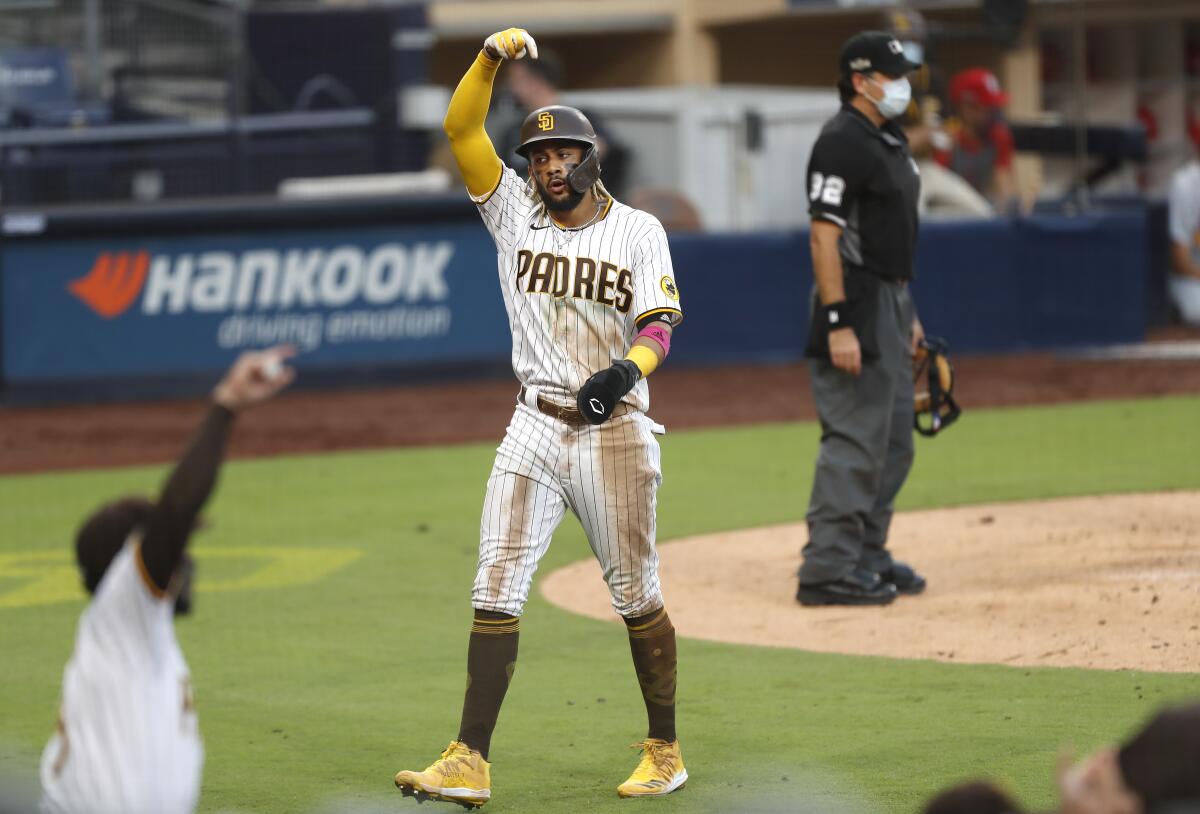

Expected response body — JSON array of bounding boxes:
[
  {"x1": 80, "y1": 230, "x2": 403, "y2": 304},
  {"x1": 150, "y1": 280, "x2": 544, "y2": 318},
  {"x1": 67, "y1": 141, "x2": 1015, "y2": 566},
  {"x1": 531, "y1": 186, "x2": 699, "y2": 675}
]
[{"x1": 68, "y1": 251, "x2": 150, "y2": 318}]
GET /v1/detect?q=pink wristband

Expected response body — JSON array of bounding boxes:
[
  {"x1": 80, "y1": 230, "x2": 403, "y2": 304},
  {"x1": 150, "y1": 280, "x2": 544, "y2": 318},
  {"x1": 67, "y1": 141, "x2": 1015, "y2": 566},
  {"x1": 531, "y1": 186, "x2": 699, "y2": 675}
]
[{"x1": 637, "y1": 323, "x2": 671, "y2": 356}]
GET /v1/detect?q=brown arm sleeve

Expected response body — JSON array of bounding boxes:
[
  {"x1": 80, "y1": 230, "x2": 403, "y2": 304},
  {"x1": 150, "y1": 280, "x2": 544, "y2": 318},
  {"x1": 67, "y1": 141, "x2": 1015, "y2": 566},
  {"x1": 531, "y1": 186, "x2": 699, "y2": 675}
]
[{"x1": 140, "y1": 405, "x2": 235, "y2": 591}]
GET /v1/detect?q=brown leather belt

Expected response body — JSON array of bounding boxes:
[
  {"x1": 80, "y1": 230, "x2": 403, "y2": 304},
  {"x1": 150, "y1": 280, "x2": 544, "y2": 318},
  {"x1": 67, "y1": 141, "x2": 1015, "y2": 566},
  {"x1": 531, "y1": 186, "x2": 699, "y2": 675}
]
[{"x1": 518, "y1": 386, "x2": 630, "y2": 428}]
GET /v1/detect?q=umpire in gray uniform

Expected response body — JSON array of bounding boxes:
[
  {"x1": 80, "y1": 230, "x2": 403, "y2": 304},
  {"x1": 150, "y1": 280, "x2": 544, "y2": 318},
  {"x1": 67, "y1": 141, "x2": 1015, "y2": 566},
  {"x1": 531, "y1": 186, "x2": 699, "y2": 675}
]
[{"x1": 798, "y1": 31, "x2": 928, "y2": 606}]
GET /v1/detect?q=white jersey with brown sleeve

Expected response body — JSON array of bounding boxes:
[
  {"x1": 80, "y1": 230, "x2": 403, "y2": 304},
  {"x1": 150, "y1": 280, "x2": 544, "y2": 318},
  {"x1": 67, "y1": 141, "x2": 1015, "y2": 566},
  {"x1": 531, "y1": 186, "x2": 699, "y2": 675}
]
[
  {"x1": 474, "y1": 165, "x2": 683, "y2": 412},
  {"x1": 40, "y1": 539, "x2": 203, "y2": 814}
]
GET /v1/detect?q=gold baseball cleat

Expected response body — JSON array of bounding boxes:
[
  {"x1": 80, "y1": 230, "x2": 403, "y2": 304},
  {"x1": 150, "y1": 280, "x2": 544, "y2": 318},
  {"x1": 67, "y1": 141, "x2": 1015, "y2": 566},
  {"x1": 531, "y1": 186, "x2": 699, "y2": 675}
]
[
  {"x1": 395, "y1": 741, "x2": 491, "y2": 808},
  {"x1": 617, "y1": 738, "x2": 688, "y2": 797}
]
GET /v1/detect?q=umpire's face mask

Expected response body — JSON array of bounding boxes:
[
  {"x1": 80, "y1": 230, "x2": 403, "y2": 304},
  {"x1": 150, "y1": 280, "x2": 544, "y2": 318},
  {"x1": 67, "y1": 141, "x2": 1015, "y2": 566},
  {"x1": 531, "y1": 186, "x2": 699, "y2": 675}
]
[{"x1": 867, "y1": 75, "x2": 912, "y2": 119}]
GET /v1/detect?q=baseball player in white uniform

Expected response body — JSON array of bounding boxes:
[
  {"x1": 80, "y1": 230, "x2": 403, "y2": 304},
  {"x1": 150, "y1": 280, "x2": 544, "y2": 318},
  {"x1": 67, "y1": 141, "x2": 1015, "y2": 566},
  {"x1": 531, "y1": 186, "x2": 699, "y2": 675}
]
[
  {"x1": 40, "y1": 347, "x2": 295, "y2": 814},
  {"x1": 394, "y1": 28, "x2": 686, "y2": 808}
]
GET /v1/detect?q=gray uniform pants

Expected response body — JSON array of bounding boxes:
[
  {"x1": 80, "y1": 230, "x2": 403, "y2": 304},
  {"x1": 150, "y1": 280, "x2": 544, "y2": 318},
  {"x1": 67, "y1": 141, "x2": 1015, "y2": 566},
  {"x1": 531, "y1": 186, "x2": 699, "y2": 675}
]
[{"x1": 799, "y1": 275, "x2": 915, "y2": 585}]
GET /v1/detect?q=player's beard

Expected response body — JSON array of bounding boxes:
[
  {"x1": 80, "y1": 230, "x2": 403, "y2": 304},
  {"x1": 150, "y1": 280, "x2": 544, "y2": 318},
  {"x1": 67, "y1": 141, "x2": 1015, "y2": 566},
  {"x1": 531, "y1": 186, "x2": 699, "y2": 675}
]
[{"x1": 534, "y1": 174, "x2": 585, "y2": 213}]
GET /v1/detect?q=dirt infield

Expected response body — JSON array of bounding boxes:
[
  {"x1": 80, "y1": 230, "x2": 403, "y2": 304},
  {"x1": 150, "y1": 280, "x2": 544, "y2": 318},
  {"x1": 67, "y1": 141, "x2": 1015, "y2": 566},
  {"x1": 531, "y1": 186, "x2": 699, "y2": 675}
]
[
  {"x1": 4, "y1": 343, "x2": 1200, "y2": 474},
  {"x1": 541, "y1": 492, "x2": 1200, "y2": 673}
]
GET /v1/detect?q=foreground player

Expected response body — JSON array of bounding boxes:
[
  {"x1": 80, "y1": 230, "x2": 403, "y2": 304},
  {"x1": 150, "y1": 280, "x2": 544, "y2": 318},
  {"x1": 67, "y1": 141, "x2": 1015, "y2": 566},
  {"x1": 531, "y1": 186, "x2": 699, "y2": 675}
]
[
  {"x1": 394, "y1": 27, "x2": 685, "y2": 807},
  {"x1": 40, "y1": 347, "x2": 295, "y2": 814}
]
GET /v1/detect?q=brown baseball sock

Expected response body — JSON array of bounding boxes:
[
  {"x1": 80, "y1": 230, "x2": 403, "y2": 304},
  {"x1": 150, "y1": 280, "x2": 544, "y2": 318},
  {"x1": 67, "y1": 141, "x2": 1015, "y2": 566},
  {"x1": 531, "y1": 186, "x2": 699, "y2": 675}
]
[
  {"x1": 457, "y1": 610, "x2": 519, "y2": 760},
  {"x1": 623, "y1": 607, "x2": 677, "y2": 743}
]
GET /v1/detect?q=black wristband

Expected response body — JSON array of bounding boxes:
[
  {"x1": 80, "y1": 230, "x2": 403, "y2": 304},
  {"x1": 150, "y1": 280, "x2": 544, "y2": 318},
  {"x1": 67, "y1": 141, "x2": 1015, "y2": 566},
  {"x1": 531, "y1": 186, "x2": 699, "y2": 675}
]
[
  {"x1": 823, "y1": 301, "x2": 849, "y2": 332},
  {"x1": 612, "y1": 359, "x2": 642, "y2": 396}
]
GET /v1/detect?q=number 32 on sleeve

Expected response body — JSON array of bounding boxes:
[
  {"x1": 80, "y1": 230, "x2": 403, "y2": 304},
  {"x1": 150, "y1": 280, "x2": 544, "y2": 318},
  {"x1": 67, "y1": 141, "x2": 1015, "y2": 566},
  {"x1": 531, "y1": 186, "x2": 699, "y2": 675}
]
[{"x1": 809, "y1": 173, "x2": 845, "y2": 206}]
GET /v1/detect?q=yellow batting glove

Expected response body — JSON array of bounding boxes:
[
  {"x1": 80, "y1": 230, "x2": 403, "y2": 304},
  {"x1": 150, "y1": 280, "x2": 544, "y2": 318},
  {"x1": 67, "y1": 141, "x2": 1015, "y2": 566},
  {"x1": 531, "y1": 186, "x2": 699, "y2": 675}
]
[{"x1": 483, "y1": 28, "x2": 539, "y2": 61}]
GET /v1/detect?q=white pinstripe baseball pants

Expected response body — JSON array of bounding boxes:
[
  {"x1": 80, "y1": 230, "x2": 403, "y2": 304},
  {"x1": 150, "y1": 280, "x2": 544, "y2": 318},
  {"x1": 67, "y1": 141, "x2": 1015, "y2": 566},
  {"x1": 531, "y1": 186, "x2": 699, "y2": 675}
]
[{"x1": 472, "y1": 403, "x2": 665, "y2": 618}]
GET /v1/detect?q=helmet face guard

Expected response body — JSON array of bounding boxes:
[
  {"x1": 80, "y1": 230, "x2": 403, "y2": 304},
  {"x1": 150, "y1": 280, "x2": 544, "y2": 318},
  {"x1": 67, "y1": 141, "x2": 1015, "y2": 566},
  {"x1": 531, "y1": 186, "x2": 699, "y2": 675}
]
[
  {"x1": 516, "y1": 105, "x2": 602, "y2": 193},
  {"x1": 564, "y1": 144, "x2": 600, "y2": 193},
  {"x1": 913, "y1": 336, "x2": 961, "y2": 437}
]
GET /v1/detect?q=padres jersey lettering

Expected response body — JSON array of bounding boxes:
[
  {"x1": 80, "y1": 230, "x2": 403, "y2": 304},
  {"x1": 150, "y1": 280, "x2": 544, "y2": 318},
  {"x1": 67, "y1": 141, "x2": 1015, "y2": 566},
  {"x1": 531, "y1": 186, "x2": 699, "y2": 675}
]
[
  {"x1": 476, "y1": 166, "x2": 681, "y2": 413},
  {"x1": 40, "y1": 540, "x2": 203, "y2": 814},
  {"x1": 514, "y1": 251, "x2": 635, "y2": 310}
]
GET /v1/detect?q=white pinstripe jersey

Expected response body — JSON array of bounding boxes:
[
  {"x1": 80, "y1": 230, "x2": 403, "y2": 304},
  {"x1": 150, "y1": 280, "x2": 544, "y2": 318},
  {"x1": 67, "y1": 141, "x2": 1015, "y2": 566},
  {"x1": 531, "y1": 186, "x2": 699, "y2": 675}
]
[
  {"x1": 475, "y1": 166, "x2": 683, "y2": 413},
  {"x1": 40, "y1": 540, "x2": 203, "y2": 814}
]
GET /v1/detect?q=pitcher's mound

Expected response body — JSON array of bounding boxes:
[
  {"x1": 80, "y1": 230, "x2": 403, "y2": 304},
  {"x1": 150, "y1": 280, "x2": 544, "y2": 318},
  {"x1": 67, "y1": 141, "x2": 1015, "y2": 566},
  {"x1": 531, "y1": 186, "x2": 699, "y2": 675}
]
[{"x1": 541, "y1": 492, "x2": 1200, "y2": 672}]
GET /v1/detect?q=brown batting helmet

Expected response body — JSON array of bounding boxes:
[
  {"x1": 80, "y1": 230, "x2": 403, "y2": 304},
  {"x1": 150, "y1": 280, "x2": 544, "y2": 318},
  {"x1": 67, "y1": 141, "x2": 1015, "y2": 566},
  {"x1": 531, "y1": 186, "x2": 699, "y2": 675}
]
[{"x1": 516, "y1": 105, "x2": 601, "y2": 193}]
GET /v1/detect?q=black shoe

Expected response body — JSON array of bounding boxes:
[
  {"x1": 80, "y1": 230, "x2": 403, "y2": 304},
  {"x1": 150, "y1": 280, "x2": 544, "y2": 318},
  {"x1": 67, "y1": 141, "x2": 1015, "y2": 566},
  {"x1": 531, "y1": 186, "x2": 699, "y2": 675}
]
[
  {"x1": 797, "y1": 568, "x2": 898, "y2": 606},
  {"x1": 880, "y1": 561, "x2": 926, "y2": 595}
]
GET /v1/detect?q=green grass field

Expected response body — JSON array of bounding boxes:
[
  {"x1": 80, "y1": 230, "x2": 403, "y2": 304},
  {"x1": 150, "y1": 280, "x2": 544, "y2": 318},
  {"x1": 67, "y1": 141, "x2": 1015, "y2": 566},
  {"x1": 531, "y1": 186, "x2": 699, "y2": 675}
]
[{"x1": 2, "y1": 395, "x2": 1199, "y2": 813}]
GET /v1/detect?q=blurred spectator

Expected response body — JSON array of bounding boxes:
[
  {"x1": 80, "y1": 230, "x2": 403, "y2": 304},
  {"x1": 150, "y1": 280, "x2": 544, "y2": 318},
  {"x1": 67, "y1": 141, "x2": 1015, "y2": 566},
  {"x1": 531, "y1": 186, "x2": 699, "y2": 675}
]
[
  {"x1": 1167, "y1": 139, "x2": 1200, "y2": 325},
  {"x1": 938, "y1": 68, "x2": 1020, "y2": 214},
  {"x1": 1117, "y1": 702, "x2": 1200, "y2": 811},
  {"x1": 924, "y1": 781, "x2": 1024, "y2": 814},
  {"x1": 491, "y1": 51, "x2": 630, "y2": 198},
  {"x1": 1059, "y1": 701, "x2": 1200, "y2": 814},
  {"x1": 884, "y1": 8, "x2": 993, "y2": 217}
]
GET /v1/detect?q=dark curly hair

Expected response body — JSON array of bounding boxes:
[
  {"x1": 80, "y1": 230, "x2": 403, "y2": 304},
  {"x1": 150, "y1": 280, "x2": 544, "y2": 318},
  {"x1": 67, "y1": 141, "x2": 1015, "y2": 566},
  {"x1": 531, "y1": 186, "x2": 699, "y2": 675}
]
[{"x1": 75, "y1": 497, "x2": 155, "y2": 593}]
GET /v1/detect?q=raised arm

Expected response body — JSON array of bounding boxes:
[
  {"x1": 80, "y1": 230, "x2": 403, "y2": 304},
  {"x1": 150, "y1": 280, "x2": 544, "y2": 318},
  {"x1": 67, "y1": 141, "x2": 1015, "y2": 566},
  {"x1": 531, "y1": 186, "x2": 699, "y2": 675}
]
[
  {"x1": 140, "y1": 347, "x2": 296, "y2": 592},
  {"x1": 444, "y1": 28, "x2": 539, "y2": 200}
]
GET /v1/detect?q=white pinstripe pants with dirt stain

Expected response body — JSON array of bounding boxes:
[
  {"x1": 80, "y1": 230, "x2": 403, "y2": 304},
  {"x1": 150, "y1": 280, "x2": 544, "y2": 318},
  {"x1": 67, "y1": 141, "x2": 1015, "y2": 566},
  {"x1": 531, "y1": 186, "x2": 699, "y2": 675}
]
[{"x1": 472, "y1": 402, "x2": 665, "y2": 618}]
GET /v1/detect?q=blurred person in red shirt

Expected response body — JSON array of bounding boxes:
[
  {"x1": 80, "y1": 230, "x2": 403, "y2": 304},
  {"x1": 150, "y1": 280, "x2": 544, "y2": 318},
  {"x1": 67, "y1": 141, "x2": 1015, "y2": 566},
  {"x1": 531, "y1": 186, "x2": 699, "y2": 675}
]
[{"x1": 938, "y1": 68, "x2": 1020, "y2": 214}]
